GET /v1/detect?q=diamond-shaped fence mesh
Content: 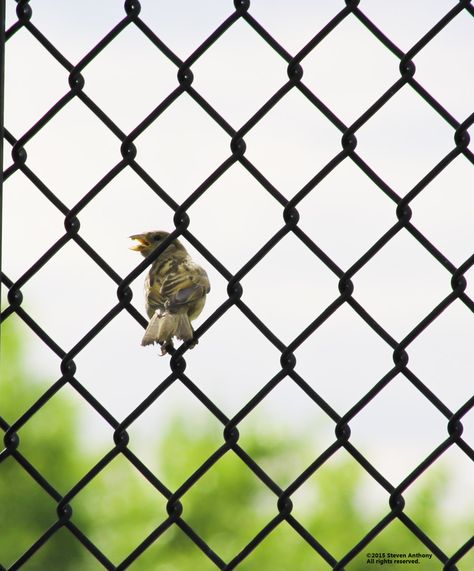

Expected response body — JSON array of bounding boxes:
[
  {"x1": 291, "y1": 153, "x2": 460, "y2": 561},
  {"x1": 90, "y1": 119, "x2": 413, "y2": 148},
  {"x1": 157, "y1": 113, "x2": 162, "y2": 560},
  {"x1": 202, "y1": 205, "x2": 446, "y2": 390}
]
[{"x1": 1, "y1": 0, "x2": 473, "y2": 569}]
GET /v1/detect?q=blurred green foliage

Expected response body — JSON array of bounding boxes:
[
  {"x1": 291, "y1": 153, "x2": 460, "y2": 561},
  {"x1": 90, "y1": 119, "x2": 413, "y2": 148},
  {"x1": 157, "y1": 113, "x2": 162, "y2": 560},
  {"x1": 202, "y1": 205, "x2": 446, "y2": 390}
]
[{"x1": 0, "y1": 318, "x2": 472, "y2": 570}]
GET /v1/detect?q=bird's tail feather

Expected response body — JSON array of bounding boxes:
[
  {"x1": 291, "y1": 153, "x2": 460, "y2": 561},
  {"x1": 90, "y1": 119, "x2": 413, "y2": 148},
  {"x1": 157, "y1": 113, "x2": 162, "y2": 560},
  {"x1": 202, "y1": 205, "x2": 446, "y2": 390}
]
[
  {"x1": 141, "y1": 311, "x2": 161, "y2": 346},
  {"x1": 141, "y1": 311, "x2": 193, "y2": 347},
  {"x1": 174, "y1": 313, "x2": 194, "y2": 341}
]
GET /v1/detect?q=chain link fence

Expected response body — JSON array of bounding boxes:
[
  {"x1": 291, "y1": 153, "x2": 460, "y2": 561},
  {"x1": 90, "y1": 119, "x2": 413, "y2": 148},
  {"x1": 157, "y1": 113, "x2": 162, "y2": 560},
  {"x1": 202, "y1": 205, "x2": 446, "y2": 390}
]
[{"x1": 1, "y1": 0, "x2": 473, "y2": 569}]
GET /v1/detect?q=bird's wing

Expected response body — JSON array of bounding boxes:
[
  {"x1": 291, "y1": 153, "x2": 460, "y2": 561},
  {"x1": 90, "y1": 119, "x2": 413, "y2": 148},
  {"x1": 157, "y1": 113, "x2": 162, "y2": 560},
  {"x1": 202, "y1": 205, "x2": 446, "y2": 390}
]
[
  {"x1": 144, "y1": 273, "x2": 165, "y2": 316},
  {"x1": 160, "y1": 263, "x2": 210, "y2": 309}
]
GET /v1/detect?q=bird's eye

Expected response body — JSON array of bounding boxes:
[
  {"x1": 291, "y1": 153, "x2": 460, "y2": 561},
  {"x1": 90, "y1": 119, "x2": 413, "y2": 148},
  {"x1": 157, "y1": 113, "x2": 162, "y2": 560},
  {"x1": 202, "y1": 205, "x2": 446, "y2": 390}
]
[{"x1": 153, "y1": 235, "x2": 162, "y2": 242}]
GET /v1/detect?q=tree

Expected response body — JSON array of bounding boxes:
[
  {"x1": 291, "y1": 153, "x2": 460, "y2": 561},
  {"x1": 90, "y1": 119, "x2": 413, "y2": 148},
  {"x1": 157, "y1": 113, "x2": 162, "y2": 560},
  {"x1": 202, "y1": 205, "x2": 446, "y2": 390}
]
[
  {"x1": 0, "y1": 317, "x2": 90, "y2": 569},
  {"x1": 1, "y1": 318, "x2": 472, "y2": 570}
]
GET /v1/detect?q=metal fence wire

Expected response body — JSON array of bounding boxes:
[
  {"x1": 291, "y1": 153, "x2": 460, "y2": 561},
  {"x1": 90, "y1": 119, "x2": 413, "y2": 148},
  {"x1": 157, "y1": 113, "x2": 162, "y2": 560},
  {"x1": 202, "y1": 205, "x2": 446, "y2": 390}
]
[{"x1": 1, "y1": 0, "x2": 474, "y2": 569}]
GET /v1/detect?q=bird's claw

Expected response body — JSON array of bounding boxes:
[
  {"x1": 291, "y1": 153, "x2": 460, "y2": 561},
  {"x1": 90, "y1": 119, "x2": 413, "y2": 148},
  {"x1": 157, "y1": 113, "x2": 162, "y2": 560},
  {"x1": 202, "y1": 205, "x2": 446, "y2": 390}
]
[{"x1": 159, "y1": 340, "x2": 173, "y2": 356}]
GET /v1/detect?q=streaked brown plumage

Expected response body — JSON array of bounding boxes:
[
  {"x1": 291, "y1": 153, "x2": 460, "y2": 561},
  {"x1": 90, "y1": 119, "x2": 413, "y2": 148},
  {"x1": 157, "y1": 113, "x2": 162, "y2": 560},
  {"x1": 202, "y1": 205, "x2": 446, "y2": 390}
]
[{"x1": 130, "y1": 231, "x2": 210, "y2": 354}]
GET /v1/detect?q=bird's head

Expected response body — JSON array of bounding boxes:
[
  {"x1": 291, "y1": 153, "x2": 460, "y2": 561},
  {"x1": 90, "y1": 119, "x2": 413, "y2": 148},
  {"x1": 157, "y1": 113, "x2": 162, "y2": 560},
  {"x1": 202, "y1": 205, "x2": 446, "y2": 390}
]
[{"x1": 129, "y1": 231, "x2": 184, "y2": 257}]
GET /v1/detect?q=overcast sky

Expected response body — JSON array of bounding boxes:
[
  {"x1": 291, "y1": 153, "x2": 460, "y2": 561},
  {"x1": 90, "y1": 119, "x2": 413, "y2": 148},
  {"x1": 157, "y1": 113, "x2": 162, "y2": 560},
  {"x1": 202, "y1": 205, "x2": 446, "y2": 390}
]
[{"x1": 2, "y1": 0, "x2": 473, "y2": 517}]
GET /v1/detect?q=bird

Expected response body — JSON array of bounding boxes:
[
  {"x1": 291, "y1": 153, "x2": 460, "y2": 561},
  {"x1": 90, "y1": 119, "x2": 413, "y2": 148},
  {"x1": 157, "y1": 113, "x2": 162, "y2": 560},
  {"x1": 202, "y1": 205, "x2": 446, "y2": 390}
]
[{"x1": 130, "y1": 230, "x2": 210, "y2": 355}]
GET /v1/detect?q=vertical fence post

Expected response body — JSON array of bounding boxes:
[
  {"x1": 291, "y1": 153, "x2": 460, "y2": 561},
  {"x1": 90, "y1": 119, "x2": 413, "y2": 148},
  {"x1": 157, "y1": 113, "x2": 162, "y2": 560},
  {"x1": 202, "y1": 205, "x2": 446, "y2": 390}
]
[{"x1": 0, "y1": 0, "x2": 6, "y2": 319}]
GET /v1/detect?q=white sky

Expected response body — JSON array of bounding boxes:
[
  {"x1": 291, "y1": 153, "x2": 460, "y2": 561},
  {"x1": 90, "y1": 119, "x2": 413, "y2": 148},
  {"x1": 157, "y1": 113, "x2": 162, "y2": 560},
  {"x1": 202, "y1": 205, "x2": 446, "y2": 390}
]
[{"x1": 2, "y1": 0, "x2": 473, "y2": 518}]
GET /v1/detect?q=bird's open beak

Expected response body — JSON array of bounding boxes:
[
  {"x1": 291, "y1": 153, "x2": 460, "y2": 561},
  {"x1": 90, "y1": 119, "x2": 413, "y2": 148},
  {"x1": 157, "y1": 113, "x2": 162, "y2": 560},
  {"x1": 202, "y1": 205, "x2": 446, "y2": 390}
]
[{"x1": 129, "y1": 234, "x2": 150, "y2": 252}]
